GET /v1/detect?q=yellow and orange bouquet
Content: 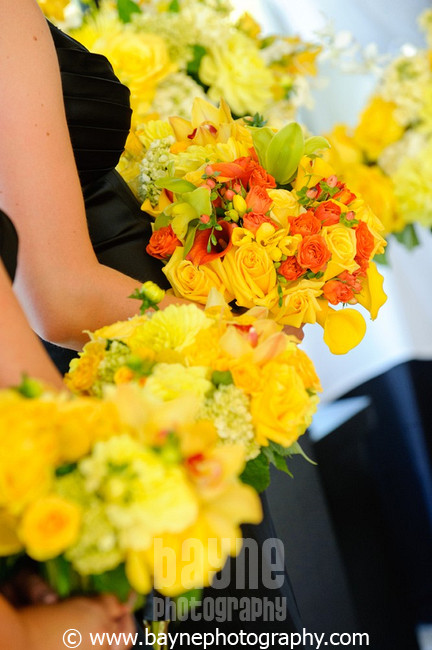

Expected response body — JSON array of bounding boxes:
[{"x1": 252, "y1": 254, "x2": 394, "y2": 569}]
[
  {"x1": 39, "y1": 0, "x2": 320, "y2": 127},
  {"x1": 324, "y1": 9, "x2": 432, "y2": 250},
  {"x1": 127, "y1": 99, "x2": 387, "y2": 354},
  {"x1": 0, "y1": 375, "x2": 262, "y2": 599},
  {"x1": 65, "y1": 282, "x2": 322, "y2": 493}
]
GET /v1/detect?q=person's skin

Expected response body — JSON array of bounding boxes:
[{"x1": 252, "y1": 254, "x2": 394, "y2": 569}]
[
  {"x1": 0, "y1": 0, "x2": 185, "y2": 353},
  {"x1": 0, "y1": 260, "x2": 63, "y2": 388},
  {"x1": 0, "y1": 593, "x2": 134, "y2": 650}
]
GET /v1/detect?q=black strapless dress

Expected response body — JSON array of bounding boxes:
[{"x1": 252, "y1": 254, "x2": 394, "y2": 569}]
[
  {"x1": 45, "y1": 23, "x2": 304, "y2": 644},
  {"x1": 43, "y1": 23, "x2": 169, "y2": 374},
  {"x1": 0, "y1": 211, "x2": 18, "y2": 282}
]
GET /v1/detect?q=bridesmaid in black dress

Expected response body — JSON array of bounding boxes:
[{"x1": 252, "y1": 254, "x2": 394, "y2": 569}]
[{"x1": 43, "y1": 22, "x2": 304, "y2": 646}]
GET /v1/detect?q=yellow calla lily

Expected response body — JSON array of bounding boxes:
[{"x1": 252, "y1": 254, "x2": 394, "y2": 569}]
[
  {"x1": 356, "y1": 262, "x2": 387, "y2": 320},
  {"x1": 316, "y1": 300, "x2": 367, "y2": 354},
  {"x1": 141, "y1": 189, "x2": 172, "y2": 217}
]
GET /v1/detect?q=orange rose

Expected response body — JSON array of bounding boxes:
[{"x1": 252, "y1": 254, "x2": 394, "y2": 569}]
[
  {"x1": 289, "y1": 211, "x2": 321, "y2": 237},
  {"x1": 245, "y1": 186, "x2": 272, "y2": 214},
  {"x1": 243, "y1": 213, "x2": 276, "y2": 235},
  {"x1": 278, "y1": 256, "x2": 304, "y2": 281},
  {"x1": 355, "y1": 221, "x2": 374, "y2": 263},
  {"x1": 323, "y1": 279, "x2": 355, "y2": 305},
  {"x1": 249, "y1": 164, "x2": 276, "y2": 189},
  {"x1": 146, "y1": 225, "x2": 181, "y2": 260},
  {"x1": 314, "y1": 201, "x2": 341, "y2": 226},
  {"x1": 297, "y1": 235, "x2": 331, "y2": 273}
]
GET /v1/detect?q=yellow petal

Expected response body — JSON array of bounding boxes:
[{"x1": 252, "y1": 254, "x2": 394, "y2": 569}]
[
  {"x1": 191, "y1": 97, "x2": 221, "y2": 127},
  {"x1": 169, "y1": 116, "x2": 193, "y2": 142},
  {"x1": 126, "y1": 551, "x2": 152, "y2": 595},
  {"x1": 356, "y1": 262, "x2": 387, "y2": 320},
  {"x1": 317, "y1": 301, "x2": 367, "y2": 354},
  {"x1": 141, "y1": 190, "x2": 172, "y2": 217}
]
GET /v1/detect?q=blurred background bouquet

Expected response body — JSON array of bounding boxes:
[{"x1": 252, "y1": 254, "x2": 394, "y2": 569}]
[
  {"x1": 323, "y1": 9, "x2": 432, "y2": 253},
  {"x1": 38, "y1": 0, "x2": 321, "y2": 127}
]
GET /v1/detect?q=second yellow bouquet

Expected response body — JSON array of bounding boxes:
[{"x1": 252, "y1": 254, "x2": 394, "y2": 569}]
[{"x1": 66, "y1": 283, "x2": 321, "y2": 492}]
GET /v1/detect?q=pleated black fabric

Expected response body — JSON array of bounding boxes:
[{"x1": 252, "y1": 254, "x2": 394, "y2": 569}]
[
  {"x1": 43, "y1": 24, "x2": 169, "y2": 373},
  {"x1": 0, "y1": 210, "x2": 18, "y2": 282}
]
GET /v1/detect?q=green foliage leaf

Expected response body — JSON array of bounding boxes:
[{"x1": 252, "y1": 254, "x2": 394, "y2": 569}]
[
  {"x1": 374, "y1": 249, "x2": 389, "y2": 266},
  {"x1": 240, "y1": 452, "x2": 270, "y2": 493},
  {"x1": 155, "y1": 177, "x2": 197, "y2": 193},
  {"x1": 15, "y1": 374, "x2": 44, "y2": 399},
  {"x1": 116, "y1": 0, "x2": 141, "y2": 23},
  {"x1": 182, "y1": 186, "x2": 212, "y2": 217},
  {"x1": 393, "y1": 223, "x2": 420, "y2": 250},
  {"x1": 168, "y1": 0, "x2": 181, "y2": 11},
  {"x1": 265, "y1": 122, "x2": 304, "y2": 185},
  {"x1": 303, "y1": 136, "x2": 330, "y2": 157},
  {"x1": 285, "y1": 441, "x2": 316, "y2": 465},
  {"x1": 248, "y1": 126, "x2": 275, "y2": 167},
  {"x1": 153, "y1": 212, "x2": 171, "y2": 230},
  {"x1": 211, "y1": 370, "x2": 233, "y2": 387},
  {"x1": 187, "y1": 44, "x2": 207, "y2": 75},
  {"x1": 90, "y1": 564, "x2": 131, "y2": 602}
]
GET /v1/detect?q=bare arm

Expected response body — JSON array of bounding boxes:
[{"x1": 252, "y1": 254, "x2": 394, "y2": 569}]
[
  {"x1": 0, "y1": 260, "x2": 63, "y2": 388},
  {"x1": 0, "y1": 0, "x2": 184, "y2": 350}
]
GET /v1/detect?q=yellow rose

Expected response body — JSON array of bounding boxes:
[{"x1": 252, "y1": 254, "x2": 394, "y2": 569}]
[
  {"x1": 222, "y1": 243, "x2": 278, "y2": 310},
  {"x1": 20, "y1": 496, "x2": 81, "y2": 561},
  {"x1": 277, "y1": 348, "x2": 322, "y2": 392},
  {"x1": 272, "y1": 280, "x2": 323, "y2": 327},
  {"x1": 354, "y1": 96, "x2": 404, "y2": 161},
  {"x1": 322, "y1": 224, "x2": 358, "y2": 279},
  {"x1": 230, "y1": 360, "x2": 265, "y2": 395},
  {"x1": 163, "y1": 248, "x2": 232, "y2": 305},
  {"x1": 250, "y1": 363, "x2": 316, "y2": 447},
  {"x1": 267, "y1": 189, "x2": 303, "y2": 228}
]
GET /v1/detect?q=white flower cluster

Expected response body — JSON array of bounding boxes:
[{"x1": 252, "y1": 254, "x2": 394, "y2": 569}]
[
  {"x1": 150, "y1": 72, "x2": 207, "y2": 120},
  {"x1": 138, "y1": 135, "x2": 175, "y2": 205},
  {"x1": 200, "y1": 384, "x2": 259, "y2": 460}
]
